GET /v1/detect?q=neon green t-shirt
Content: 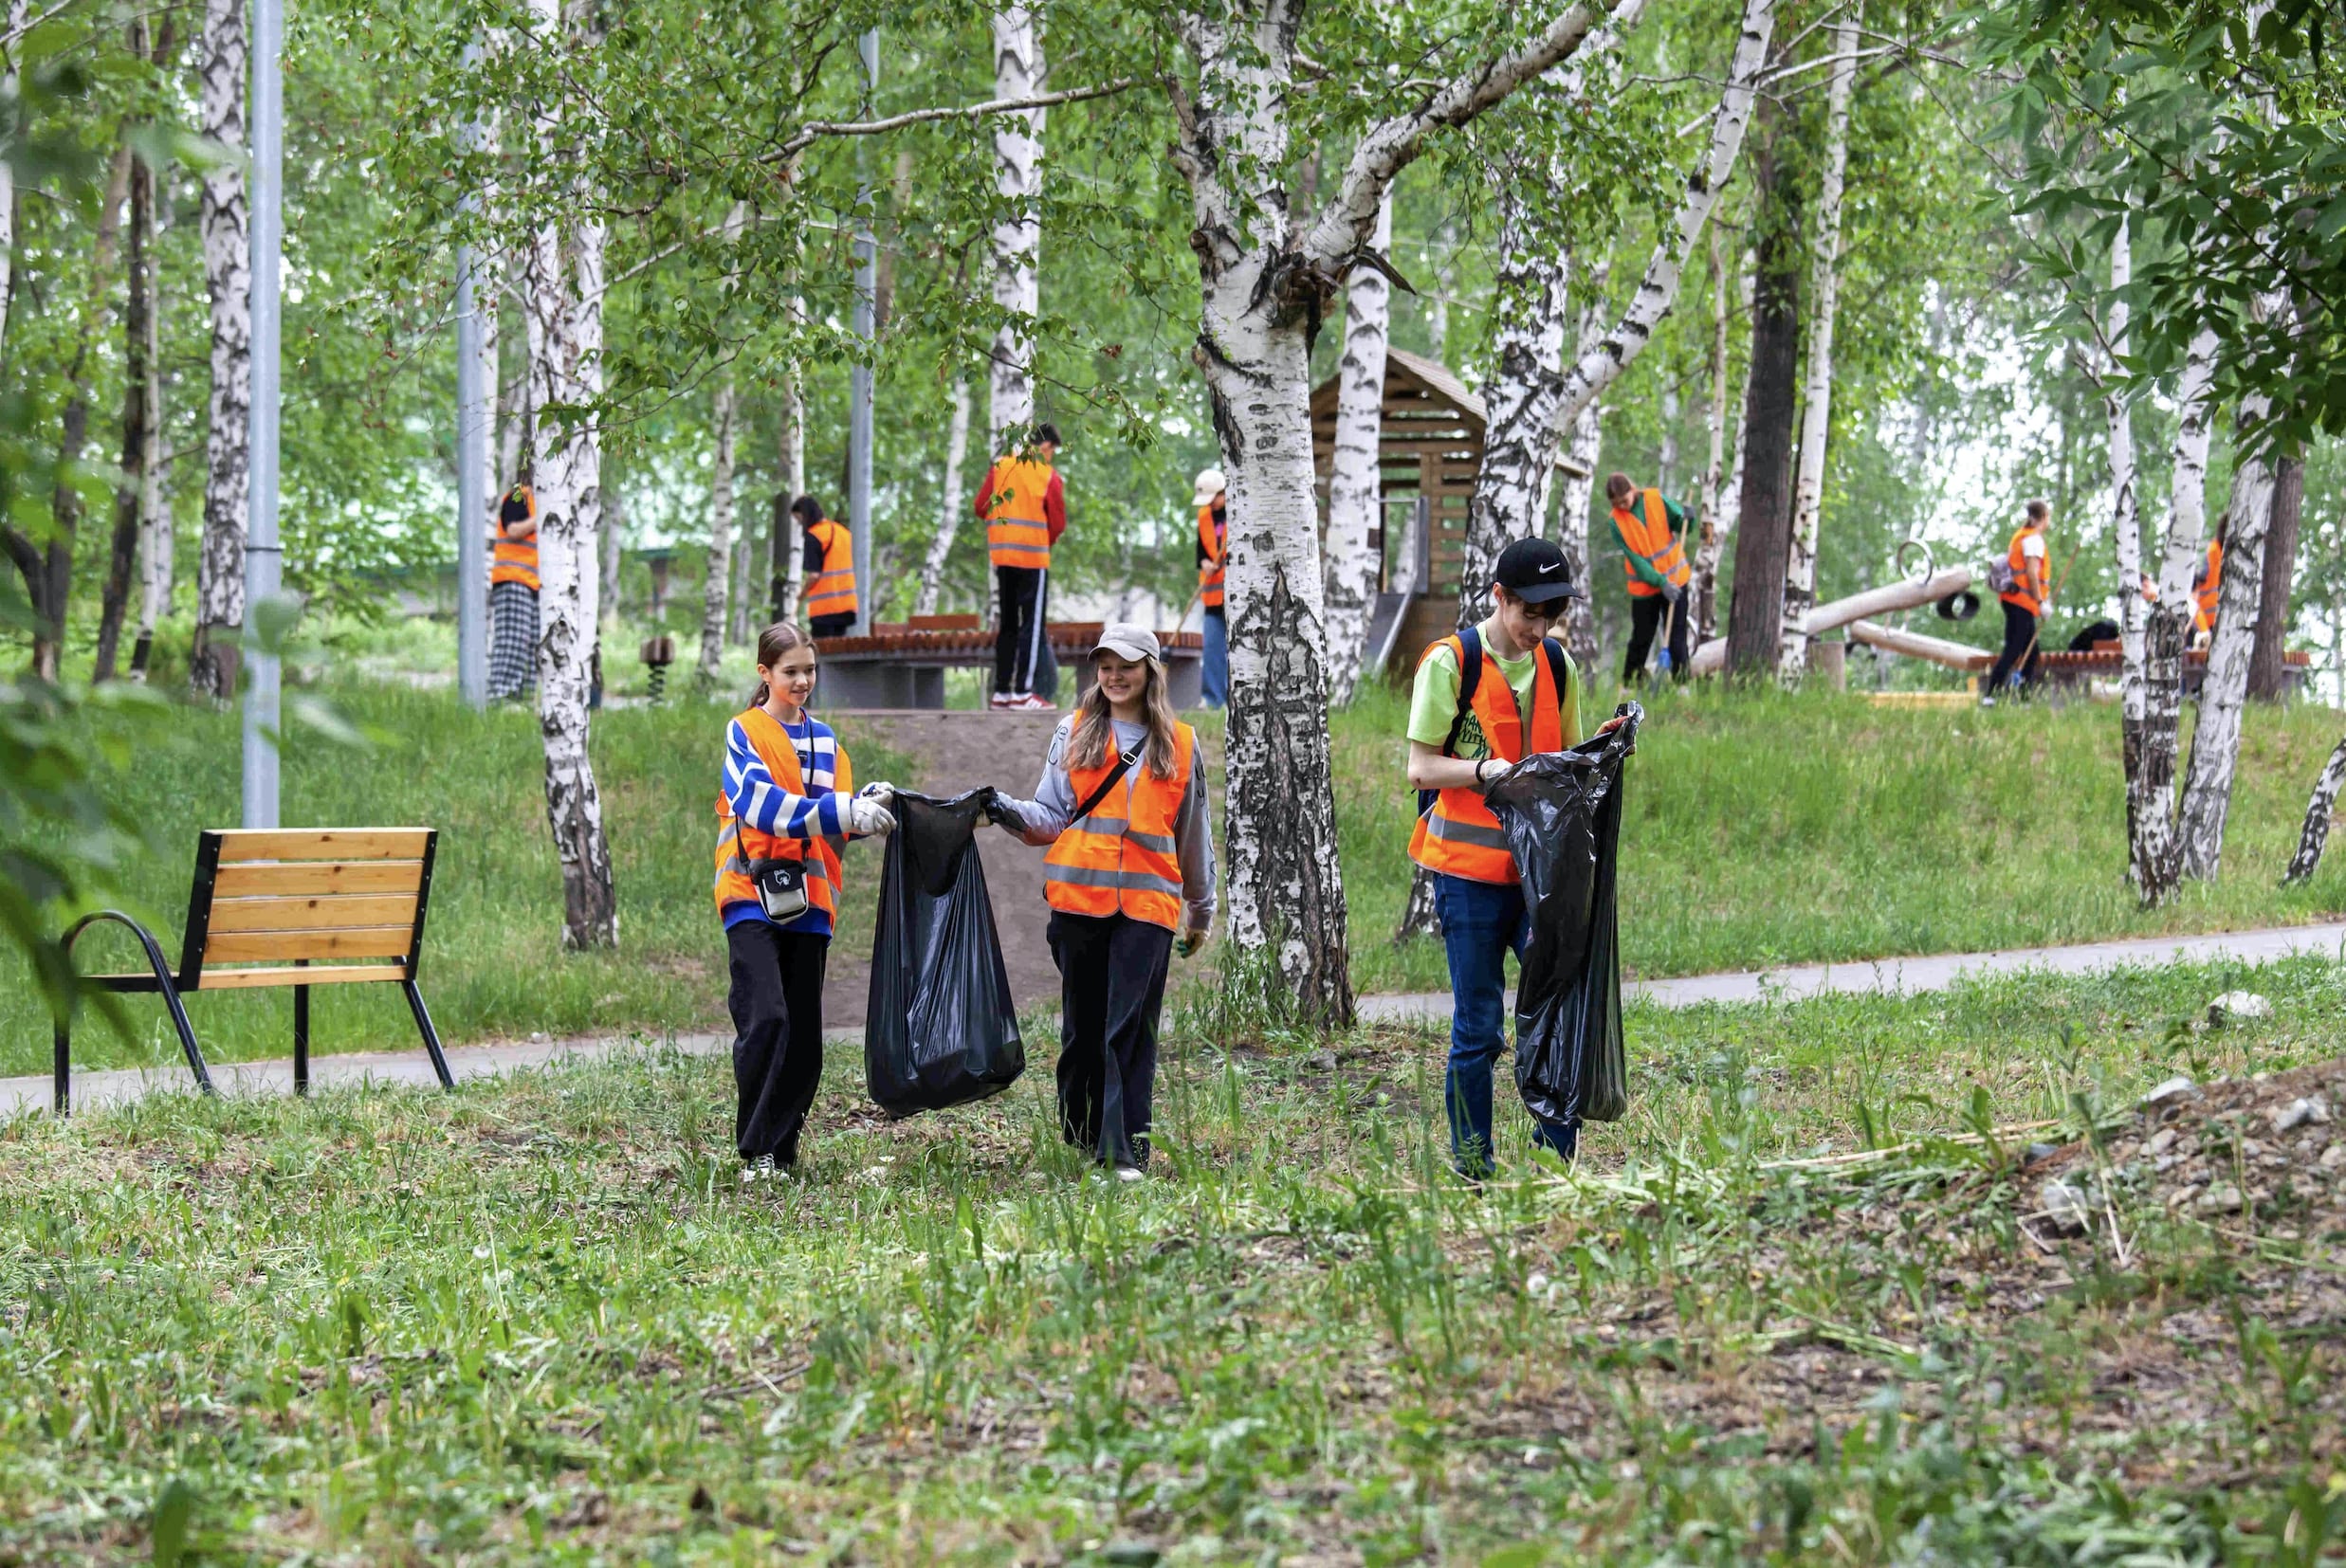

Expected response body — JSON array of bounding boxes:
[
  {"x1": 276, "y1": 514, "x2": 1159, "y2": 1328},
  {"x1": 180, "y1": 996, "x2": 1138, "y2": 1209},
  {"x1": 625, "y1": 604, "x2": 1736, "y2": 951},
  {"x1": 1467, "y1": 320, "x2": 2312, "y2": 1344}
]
[{"x1": 1406, "y1": 622, "x2": 1584, "y2": 761}]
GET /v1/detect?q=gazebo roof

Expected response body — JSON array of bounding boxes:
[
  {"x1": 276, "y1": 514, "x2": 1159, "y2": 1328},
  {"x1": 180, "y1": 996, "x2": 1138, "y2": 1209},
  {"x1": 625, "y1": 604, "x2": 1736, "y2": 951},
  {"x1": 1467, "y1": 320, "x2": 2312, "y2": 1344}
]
[{"x1": 1308, "y1": 347, "x2": 1587, "y2": 478}]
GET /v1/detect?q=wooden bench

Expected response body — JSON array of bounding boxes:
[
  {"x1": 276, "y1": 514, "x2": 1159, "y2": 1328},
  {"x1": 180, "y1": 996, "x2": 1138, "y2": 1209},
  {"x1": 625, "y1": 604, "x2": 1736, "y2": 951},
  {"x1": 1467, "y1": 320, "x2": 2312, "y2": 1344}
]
[{"x1": 53, "y1": 828, "x2": 452, "y2": 1115}]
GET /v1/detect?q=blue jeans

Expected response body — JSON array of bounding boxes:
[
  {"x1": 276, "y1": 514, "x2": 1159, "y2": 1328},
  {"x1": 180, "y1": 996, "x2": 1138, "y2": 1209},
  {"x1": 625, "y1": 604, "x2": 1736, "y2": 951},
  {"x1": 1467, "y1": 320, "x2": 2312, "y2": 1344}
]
[
  {"x1": 1200, "y1": 608, "x2": 1228, "y2": 708},
  {"x1": 1436, "y1": 872, "x2": 1579, "y2": 1176}
]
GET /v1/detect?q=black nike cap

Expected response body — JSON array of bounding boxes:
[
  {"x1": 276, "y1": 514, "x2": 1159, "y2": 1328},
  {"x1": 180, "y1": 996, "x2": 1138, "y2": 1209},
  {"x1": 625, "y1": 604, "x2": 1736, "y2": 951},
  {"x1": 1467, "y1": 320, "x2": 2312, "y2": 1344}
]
[{"x1": 1494, "y1": 537, "x2": 1585, "y2": 604}]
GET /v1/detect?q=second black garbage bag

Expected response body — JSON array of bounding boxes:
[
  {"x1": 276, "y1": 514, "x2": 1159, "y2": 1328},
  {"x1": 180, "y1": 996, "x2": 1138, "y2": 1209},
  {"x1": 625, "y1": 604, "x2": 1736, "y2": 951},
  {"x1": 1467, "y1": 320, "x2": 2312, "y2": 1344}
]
[
  {"x1": 865, "y1": 788, "x2": 1026, "y2": 1118},
  {"x1": 1484, "y1": 702, "x2": 1641, "y2": 1127}
]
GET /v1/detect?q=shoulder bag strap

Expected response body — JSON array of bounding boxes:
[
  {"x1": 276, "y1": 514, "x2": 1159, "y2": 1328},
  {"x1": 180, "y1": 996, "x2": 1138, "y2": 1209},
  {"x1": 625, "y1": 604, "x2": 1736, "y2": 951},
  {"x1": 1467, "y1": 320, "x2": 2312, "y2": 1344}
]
[{"x1": 1072, "y1": 741, "x2": 1144, "y2": 824}]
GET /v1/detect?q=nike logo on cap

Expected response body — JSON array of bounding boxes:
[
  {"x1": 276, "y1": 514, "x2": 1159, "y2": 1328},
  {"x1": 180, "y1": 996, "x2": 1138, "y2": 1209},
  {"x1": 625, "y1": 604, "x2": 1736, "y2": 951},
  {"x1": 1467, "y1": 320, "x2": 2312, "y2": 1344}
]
[{"x1": 1537, "y1": 561, "x2": 1561, "y2": 574}]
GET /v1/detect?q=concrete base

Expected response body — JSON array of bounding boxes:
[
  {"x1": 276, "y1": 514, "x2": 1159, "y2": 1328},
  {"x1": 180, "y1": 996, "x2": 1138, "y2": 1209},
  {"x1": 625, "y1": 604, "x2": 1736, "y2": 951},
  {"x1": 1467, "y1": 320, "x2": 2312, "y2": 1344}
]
[
  {"x1": 1808, "y1": 638, "x2": 1847, "y2": 690},
  {"x1": 819, "y1": 661, "x2": 947, "y2": 711}
]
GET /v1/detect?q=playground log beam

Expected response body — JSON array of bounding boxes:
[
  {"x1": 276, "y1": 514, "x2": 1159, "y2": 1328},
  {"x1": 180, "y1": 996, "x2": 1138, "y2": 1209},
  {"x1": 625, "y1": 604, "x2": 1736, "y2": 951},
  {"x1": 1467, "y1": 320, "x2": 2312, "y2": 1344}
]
[
  {"x1": 1690, "y1": 567, "x2": 1971, "y2": 676},
  {"x1": 1846, "y1": 617, "x2": 1991, "y2": 671}
]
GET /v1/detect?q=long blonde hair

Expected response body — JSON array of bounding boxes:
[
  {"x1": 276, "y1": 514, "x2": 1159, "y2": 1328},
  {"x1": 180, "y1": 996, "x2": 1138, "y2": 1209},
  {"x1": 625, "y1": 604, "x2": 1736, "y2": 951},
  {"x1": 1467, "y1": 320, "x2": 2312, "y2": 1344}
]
[
  {"x1": 745, "y1": 622, "x2": 813, "y2": 710},
  {"x1": 1068, "y1": 655, "x2": 1181, "y2": 778}
]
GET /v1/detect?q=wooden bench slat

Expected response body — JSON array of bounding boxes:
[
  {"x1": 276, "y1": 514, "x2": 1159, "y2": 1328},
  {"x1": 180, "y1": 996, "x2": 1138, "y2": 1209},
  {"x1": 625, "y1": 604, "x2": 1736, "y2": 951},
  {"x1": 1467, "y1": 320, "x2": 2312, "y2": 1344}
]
[
  {"x1": 189, "y1": 963, "x2": 411, "y2": 991},
  {"x1": 203, "y1": 927, "x2": 416, "y2": 963},
  {"x1": 211, "y1": 861, "x2": 424, "y2": 897},
  {"x1": 208, "y1": 894, "x2": 420, "y2": 934},
  {"x1": 211, "y1": 829, "x2": 432, "y2": 863}
]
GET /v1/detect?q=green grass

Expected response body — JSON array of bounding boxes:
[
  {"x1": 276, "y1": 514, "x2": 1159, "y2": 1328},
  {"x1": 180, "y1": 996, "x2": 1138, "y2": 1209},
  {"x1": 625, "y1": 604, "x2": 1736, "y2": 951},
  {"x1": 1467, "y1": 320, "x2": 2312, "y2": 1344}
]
[
  {"x1": 12, "y1": 678, "x2": 2346, "y2": 1076},
  {"x1": 3, "y1": 959, "x2": 2339, "y2": 1561},
  {"x1": 1340, "y1": 678, "x2": 2346, "y2": 994}
]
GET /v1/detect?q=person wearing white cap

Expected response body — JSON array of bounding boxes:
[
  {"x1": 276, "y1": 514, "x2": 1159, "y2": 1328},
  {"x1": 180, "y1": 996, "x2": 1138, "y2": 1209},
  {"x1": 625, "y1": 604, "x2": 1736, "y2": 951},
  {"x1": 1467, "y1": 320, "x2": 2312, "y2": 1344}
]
[
  {"x1": 988, "y1": 623, "x2": 1216, "y2": 1179},
  {"x1": 1193, "y1": 468, "x2": 1229, "y2": 708}
]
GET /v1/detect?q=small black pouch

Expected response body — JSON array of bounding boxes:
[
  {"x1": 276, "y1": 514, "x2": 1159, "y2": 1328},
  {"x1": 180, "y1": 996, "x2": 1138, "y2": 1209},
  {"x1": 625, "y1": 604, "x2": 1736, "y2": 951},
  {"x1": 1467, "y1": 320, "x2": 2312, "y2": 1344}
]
[{"x1": 742, "y1": 856, "x2": 810, "y2": 923}]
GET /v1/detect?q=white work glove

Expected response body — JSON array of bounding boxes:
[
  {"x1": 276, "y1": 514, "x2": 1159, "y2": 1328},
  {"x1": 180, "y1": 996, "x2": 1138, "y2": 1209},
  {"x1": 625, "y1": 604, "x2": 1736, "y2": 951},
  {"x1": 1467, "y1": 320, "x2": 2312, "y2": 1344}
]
[
  {"x1": 848, "y1": 795, "x2": 896, "y2": 836},
  {"x1": 858, "y1": 780, "x2": 895, "y2": 809}
]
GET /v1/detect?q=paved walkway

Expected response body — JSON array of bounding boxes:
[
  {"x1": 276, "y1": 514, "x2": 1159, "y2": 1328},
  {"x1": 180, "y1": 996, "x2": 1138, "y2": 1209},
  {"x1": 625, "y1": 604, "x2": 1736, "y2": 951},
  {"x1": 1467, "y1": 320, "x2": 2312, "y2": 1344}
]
[
  {"x1": 1358, "y1": 921, "x2": 2346, "y2": 1023},
  {"x1": 12, "y1": 922, "x2": 2344, "y2": 1120}
]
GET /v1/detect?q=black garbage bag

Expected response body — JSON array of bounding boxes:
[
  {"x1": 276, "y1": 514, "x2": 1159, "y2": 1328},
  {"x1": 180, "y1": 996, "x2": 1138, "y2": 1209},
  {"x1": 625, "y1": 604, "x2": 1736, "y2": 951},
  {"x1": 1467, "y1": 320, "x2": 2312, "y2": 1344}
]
[
  {"x1": 1485, "y1": 702, "x2": 1642, "y2": 1126},
  {"x1": 865, "y1": 788, "x2": 1027, "y2": 1118}
]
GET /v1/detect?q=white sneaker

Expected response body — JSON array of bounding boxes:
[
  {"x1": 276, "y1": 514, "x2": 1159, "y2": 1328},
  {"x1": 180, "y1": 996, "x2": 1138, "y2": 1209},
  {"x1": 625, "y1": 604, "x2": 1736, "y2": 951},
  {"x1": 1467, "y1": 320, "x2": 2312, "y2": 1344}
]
[
  {"x1": 988, "y1": 692, "x2": 1015, "y2": 710},
  {"x1": 740, "y1": 1155, "x2": 778, "y2": 1184},
  {"x1": 1113, "y1": 1164, "x2": 1146, "y2": 1183},
  {"x1": 1013, "y1": 692, "x2": 1056, "y2": 711}
]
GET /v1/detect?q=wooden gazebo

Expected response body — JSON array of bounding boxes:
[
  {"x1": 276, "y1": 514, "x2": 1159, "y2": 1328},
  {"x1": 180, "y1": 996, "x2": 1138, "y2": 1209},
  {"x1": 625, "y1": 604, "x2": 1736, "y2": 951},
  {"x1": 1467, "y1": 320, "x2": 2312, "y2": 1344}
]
[{"x1": 1308, "y1": 347, "x2": 1588, "y2": 676}]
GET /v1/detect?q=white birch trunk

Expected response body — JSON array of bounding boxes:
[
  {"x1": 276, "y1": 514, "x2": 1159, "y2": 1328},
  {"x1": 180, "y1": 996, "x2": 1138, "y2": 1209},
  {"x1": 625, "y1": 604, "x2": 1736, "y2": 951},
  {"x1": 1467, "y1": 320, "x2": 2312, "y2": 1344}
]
[
  {"x1": 1693, "y1": 230, "x2": 1737, "y2": 644},
  {"x1": 1657, "y1": 386, "x2": 1679, "y2": 495},
  {"x1": 697, "y1": 375, "x2": 736, "y2": 681},
  {"x1": 913, "y1": 374, "x2": 972, "y2": 617},
  {"x1": 0, "y1": 0, "x2": 23, "y2": 352},
  {"x1": 988, "y1": 7, "x2": 1044, "y2": 449},
  {"x1": 2099, "y1": 221, "x2": 2153, "y2": 891},
  {"x1": 1460, "y1": 0, "x2": 1773, "y2": 629},
  {"x1": 1463, "y1": 193, "x2": 1572, "y2": 628},
  {"x1": 778, "y1": 359, "x2": 806, "y2": 623},
  {"x1": 2175, "y1": 394, "x2": 2276, "y2": 882},
  {"x1": 1553, "y1": 311, "x2": 1604, "y2": 670},
  {"x1": 1322, "y1": 195, "x2": 1392, "y2": 704},
  {"x1": 480, "y1": 270, "x2": 503, "y2": 509},
  {"x1": 2284, "y1": 736, "x2": 2346, "y2": 883},
  {"x1": 191, "y1": 0, "x2": 249, "y2": 699},
  {"x1": 1778, "y1": 9, "x2": 1857, "y2": 679},
  {"x1": 135, "y1": 276, "x2": 169, "y2": 658},
  {"x1": 2130, "y1": 326, "x2": 2219, "y2": 903},
  {"x1": 525, "y1": 0, "x2": 615, "y2": 949},
  {"x1": 602, "y1": 478, "x2": 623, "y2": 629}
]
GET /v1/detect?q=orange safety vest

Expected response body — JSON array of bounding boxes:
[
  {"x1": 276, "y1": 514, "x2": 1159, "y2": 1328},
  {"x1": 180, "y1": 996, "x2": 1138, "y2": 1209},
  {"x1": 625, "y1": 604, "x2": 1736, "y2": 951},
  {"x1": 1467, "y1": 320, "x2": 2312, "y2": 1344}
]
[
  {"x1": 1198, "y1": 505, "x2": 1225, "y2": 610},
  {"x1": 804, "y1": 519, "x2": 857, "y2": 624},
  {"x1": 490, "y1": 484, "x2": 541, "y2": 593},
  {"x1": 2002, "y1": 521, "x2": 2047, "y2": 615},
  {"x1": 983, "y1": 454, "x2": 1055, "y2": 572},
  {"x1": 1614, "y1": 489, "x2": 1691, "y2": 598},
  {"x1": 1407, "y1": 632, "x2": 1568, "y2": 886},
  {"x1": 2194, "y1": 539, "x2": 2223, "y2": 634},
  {"x1": 712, "y1": 706, "x2": 852, "y2": 921},
  {"x1": 1043, "y1": 720, "x2": 1196, "y2": 931}
]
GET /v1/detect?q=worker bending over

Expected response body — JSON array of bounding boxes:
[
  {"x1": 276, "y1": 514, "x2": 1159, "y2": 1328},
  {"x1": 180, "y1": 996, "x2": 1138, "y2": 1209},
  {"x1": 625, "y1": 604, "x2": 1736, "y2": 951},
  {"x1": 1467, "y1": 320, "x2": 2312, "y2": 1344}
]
[
  {"x1": 488, "y1": 483, "x2": 541, "y2": 702},
  {"x1": 793, "y1": 495, "x2": 858, "y2": 639},
  {"x1": 1405, "y1": 538, "x2": 1628, "y2": 1179},
  {"x1": 976, "y1": 422, "x2": 1067, "y2": 711},
  {"x1": 1606, "y1": 472, "x2": 1693, "y2": 684},
  {"x1": 1986, "y1": 499, "x2": 2052, "y2": 703},
  {"x1": 2192, "y1": 520, "x2": 2225, "y2": 646}
]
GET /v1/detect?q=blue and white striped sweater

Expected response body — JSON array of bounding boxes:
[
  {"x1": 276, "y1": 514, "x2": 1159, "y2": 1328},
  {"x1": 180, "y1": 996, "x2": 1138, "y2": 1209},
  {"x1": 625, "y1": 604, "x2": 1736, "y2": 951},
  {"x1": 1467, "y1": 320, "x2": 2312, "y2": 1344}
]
[
  {"x1": 722, "y1": 712, "x2": 845, "y2": 936},
  {"x1": 724, "y1": 714, "x2": 845, "y2": 839}
]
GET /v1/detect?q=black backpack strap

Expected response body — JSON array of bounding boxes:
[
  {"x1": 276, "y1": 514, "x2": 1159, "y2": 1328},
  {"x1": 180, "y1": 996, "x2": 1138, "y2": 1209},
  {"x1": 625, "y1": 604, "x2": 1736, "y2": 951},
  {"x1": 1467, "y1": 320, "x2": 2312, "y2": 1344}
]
[
  {"x1": 1442, "y1": 624, "x2": 1484, "y2": 757},
  {"x1": 1072, "y1": 742, "x2": 1143, "y2": 823},
  {"x1": 1542, "y1": 635, "x2": 1570, "y2": 722}
]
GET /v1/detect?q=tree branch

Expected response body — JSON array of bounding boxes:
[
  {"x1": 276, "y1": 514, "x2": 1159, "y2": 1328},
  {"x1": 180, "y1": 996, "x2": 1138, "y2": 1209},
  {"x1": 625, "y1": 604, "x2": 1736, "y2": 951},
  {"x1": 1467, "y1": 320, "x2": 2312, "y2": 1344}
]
[
  {"x1": 762, "y1": 77, "x2": 1141, "y2": 165},
  {"x1": 1302, "y1": 0, "x2": 1625, "y2": 266}
]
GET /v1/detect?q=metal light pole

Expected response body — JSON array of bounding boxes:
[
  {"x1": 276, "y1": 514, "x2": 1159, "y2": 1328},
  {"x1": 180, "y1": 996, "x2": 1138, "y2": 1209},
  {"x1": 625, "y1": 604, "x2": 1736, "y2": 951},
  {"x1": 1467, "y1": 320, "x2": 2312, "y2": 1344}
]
[
  {"x1": 847, "y1": 27, "x2": 876, "y2": 631},
  {"x1": 453, "y1": 48, "x2": 487, "y2": 709},
  {"x1": 241, "y1": 0, "x2": 283, "y2": 830}
]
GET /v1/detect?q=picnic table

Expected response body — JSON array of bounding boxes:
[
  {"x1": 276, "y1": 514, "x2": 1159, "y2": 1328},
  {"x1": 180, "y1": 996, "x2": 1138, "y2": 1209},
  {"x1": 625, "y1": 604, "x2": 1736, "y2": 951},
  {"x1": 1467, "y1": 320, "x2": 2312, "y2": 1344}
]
[{"x1": 816, "y1": 617, "x2": 1205, "y2": 711}]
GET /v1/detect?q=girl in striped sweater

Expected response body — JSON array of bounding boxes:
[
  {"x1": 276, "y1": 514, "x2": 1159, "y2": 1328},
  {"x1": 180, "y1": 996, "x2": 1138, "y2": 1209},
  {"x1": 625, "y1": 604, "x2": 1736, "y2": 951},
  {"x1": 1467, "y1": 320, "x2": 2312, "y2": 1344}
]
[{"x1": 715, "y1": 623, "x2": 895, "y2": 1179}]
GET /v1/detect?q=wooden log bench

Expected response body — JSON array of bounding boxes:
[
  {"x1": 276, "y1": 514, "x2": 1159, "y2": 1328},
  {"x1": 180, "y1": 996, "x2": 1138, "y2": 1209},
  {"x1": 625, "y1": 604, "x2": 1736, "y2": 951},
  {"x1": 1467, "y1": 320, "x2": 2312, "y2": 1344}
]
[
  {"x1": 815, "y1": 620, "x2": 1205, "y2": 711},
  {"x1": 52, "y1": 828, "x2": 452, "y2": 1115}
]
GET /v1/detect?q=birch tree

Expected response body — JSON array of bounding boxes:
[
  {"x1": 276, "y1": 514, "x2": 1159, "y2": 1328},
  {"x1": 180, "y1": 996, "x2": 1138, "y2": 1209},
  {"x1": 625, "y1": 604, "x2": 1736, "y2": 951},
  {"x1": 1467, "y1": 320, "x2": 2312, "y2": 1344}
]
[
  {"x1": 1692, "y1": 232, "x2": 1745, "y2": 643},
  {"x1": 191, "y1": 0, "x2": 249, "y2": 701},
  {"x1": 988, "y1": 6, "x2": 1044, "y2": 449},
  {"x1": 773, "y1": 359, "x2": 805, "y2": 624},
  {"x1": 2174, "y1": 395, "x2": 2277, "y2": 881},
  {"x1": 2284, "y1": 734, "x2": 2346, "y2": 884},
  {"x1": 1170, "y1": 0, "x2": 1622, "y2": 1024},
  {"x1": 913, "y1": 374, "x2": 973, "y2": 616},
  {"x1": 2089, "y1": 221, "x2": 2156, "y2": 892},
  {"x1": 696, "y1": 376, "x2": 736, "y2": 682},
  {"x1": 94, "y1": 113, "x2": 156, "y2": 683},
  {"x1": 1778, "y1": 9, "x2": 1857, "y2": 679},
  {"x1": 1457, "y1": 0, "x2": 1773, "y2": 631},
  {"x1": 1723, "y1": 96, "x2": 1801, "y2": 675},
  {"x1": 523, "y1": 0, "x2": 615, "y2": 949},
  {"x1": 1321, "y1": 194, "x2": 1391, "y2": 704},
  {"x1": 0, "y1": 0, "x2": 23, "y2": 351}
]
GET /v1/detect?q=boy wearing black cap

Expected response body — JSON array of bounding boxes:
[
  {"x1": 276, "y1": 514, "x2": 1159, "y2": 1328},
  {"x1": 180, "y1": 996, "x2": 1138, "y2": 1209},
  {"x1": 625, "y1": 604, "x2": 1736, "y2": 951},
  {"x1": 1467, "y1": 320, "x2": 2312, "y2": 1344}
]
[{"x1": 1404, "y1": 538, "x2": 1624, "y2": 1178}]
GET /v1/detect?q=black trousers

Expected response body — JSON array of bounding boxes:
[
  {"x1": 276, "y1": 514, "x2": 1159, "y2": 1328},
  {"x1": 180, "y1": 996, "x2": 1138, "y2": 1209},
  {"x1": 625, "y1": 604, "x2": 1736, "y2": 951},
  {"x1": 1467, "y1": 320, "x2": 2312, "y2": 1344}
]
[
  {"x1": 1989, "y1": 602, "x2": 2041, "y2": 693},
  {"x1": 810, "y1": 612, "x2": 855, "y2": 640},
  {"x1": 1048, "y1": 910, "x2": 1174, "y2": 1169},
  {"x1": 994, "y1": 566, "x2": 1048, "y2": 695},
  {"x1": 724, "y1": 921, "x2": 830, "y2": 1163},
  {"x1": 1622, "y1": 592, "x2": 1691, "y2": 683}
]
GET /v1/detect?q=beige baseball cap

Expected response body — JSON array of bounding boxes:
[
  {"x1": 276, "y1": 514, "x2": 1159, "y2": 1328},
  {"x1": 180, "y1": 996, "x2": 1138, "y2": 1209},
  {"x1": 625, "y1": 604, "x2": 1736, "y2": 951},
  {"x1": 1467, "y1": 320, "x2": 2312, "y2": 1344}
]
[
  {"x1": 1192, "y1": 468, "x2": 1227, "y2": 507},
  {"x1": 1091, "y1": 623, "x2": 1161, "y2": 663}
]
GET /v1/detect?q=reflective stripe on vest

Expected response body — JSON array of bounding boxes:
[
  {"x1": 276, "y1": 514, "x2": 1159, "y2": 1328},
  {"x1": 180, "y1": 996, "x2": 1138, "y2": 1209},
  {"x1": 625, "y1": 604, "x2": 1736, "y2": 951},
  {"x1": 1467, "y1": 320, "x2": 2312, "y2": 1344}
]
[
  {"x1": 491, "y1": 534, "x2": 541, "y2": 593},
  {"x1": 1043, "y1": 722, "x2": 1196, "y2": 930},
  {"x1": 2194, "y1": 539, "x2": 2222, "y2": 632},
  {"x1": 2002, "y1": 522, "x2": 2046, "y2": 615},
  {"x1": 712, "y1": 707, "x2": 851, "y2": 919},
  {"x1": 1616, "y1": 488, "x2": 1690, "y2": 598},
  {"x1": 1198, "y1": 505, "x2": 1225, "y2": 610},
  {"x1": 1407, "y1": 634, "x2": 1567, "y2": 885},
  {"x1": 985, "y1": 454, "x2": 1055, "y2": 571},
  {"x1": 805, "y1": 519, "x2": 858, "y2": 623}
]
